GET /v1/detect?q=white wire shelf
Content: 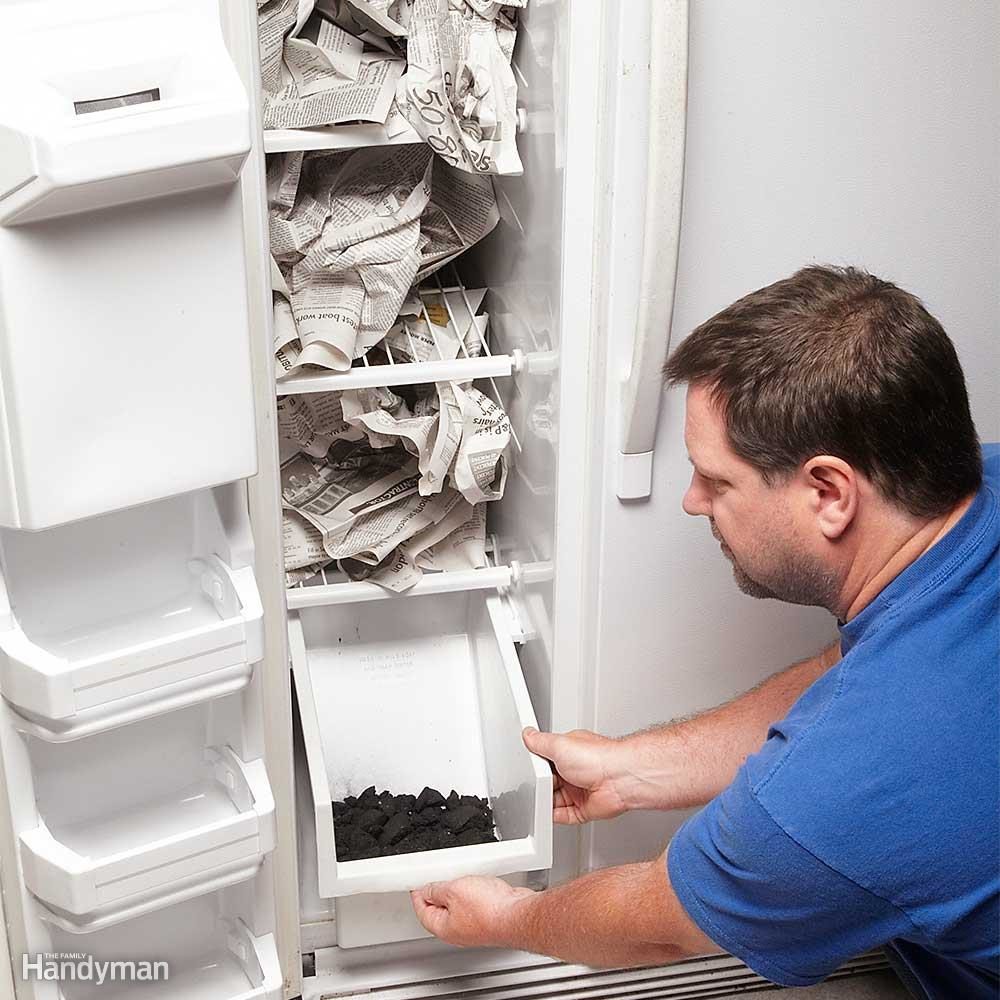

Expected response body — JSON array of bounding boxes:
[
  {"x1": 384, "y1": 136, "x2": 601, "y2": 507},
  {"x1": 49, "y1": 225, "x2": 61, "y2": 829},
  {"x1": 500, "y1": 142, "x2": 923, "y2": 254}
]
[
  {"x1": 277, "y1": 350, "x2": 524, "y2": 395},
  {"x1": 286, "y1": 535, "x2": 552, "y2": 608},
  {"x1": 262, "y1": 103, "x2": 527, "y2": 155},
  {"x1": 275, "y1": 276, "x2": 555, "y2": 397},
  {"x1": 263, "y1": 121, "x2": 422, "y2": 154}
]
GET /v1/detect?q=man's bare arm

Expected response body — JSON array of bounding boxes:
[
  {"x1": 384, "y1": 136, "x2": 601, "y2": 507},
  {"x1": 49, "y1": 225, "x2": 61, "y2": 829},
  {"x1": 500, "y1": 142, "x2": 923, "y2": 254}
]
[
  {"x1": 412, "y1": 852, "x2": 718, "y2": 969},
  {"x1": 507, "y1": 853, "x2": 715, "y2": 967},
  {"x1": 616, "y1": 641, "x2": 841, "y2": 810}
]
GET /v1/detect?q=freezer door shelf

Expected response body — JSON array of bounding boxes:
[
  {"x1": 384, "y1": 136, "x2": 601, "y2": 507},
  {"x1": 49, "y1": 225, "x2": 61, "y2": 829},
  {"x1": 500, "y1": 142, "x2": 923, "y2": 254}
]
[
  {"x1": 48, "y1": 895, "x2": 282, "y2": 1000},
  {"x1": 19, "y1": 748, "x2": 276, "y2": 934},
  {"x1": 52, "y1": 927, "x2": 281, "y2": 1000},
  {"x1": 75, "y1": 921, "x2": 283, "y2": 1000},
  {"x1": 290, "y1": 589, "x2": 553, "y2": 899},
  {"x1": 0, "y1": 557, "x2": 263, "y2": 742}
]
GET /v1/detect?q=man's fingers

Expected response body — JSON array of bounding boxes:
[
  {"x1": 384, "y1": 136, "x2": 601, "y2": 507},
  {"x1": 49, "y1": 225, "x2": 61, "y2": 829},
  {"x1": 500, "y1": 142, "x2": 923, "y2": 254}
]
[
  {"x1": 523, "y1": 726, "x2": 561, "y2": 762},
  {"x1": 553, "y1": 804, "x2": 583, "y2": 824},
  {"x1": 410, "y1": 889, "x2": 449, "y2": 936},
  {"x1": 415, "y1": 881, "x2": 449, "y2": 906}
]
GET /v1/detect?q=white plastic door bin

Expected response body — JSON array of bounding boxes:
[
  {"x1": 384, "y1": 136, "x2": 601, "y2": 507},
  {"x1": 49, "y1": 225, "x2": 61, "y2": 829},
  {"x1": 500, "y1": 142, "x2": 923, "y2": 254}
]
[
  {"x1": 290, "y1": 590, "x2": 553, "y2": 899},
  {"x1": 20, "y1": 745, "x2": 275, "y2": 933},
  {"x1": 0, "y1": 489, "x2": 264, "y2": 740},
  {"x1": 47, "y1": 892, "x2": 282, "y2": 1000}
]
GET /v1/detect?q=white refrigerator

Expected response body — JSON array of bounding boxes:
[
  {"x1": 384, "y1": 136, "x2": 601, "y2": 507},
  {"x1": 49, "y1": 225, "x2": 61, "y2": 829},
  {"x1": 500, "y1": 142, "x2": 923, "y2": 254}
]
[{"x1": 0, "y1": 1, "x2": 995, "y2": 998}]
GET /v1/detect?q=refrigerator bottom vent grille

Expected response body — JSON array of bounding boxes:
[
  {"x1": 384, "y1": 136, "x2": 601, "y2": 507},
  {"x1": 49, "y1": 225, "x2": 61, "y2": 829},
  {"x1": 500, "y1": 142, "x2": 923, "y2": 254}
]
[{"x1": 310, "y1": 953, "x2": 888, "y2": 1000}]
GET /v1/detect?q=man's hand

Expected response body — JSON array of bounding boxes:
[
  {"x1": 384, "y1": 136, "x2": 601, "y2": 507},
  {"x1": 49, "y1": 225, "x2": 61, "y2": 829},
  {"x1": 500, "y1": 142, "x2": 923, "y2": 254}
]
[
  {"x1": 523, "y1": 726, "x2": 630, "y2": 824},
  {"x1": 411, "y1": 857, "x2": 718, "y2": 968},
  {"x1": 410, "y1": 877, "x2": 535, "y2": 949}
]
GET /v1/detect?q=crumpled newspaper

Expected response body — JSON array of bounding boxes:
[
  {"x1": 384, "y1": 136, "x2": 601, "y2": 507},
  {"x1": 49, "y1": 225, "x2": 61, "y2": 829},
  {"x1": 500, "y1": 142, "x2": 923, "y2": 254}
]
[
  {"x1": 342, "y1": 499, "x2": 487, "y2": 591},
  {"x1": 280, "y1": 378, "x2": 509, "y2": 590},
  {"x1": 258, "y1": 0, "x2": 411, "y2": 129},
  {"x1": 258, "y1": 0, "x2": 525, "y2": 175},
  {"x1": 269, "y1": 146, "x2": 499, "y2": 376},
  {"x1": 396, "y1": 0, "x2": 526, "y2": 175}
]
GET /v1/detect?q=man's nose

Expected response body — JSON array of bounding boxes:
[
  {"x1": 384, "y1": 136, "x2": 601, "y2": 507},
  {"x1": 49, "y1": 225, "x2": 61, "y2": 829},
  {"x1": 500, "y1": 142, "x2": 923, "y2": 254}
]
[{"x1": 682, "y1": 479, "x2": 710, "y2": 517}]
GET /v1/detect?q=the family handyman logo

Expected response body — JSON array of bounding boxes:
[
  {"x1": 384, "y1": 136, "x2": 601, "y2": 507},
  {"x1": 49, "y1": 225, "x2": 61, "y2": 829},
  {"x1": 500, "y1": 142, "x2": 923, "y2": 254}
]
[{"x1": 22, "y1": 952, "x2": 169, "y2": 985}]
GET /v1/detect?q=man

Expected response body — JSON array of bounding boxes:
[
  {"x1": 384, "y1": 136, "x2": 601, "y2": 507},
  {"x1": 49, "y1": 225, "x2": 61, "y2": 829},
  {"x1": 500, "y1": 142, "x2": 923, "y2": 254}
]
[{"x1": 410, "y1": 266, "x2": 999, "y2": 998}]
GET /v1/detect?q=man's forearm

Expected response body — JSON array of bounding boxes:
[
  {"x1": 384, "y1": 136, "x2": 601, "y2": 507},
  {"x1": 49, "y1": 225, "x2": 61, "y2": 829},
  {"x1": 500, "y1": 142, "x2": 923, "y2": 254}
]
[
  {"x1": 616, "y1": 641, "x2": 840, "y2": 811},
  {"x1": 501, "y1": 859, "x2": 708, "y2": 969}
]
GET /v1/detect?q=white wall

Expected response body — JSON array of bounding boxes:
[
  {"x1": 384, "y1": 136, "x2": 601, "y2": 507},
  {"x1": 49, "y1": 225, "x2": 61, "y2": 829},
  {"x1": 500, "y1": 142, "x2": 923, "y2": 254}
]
[{"x1": 586, "y1": 0, "x2": 1000, "y2": 871}]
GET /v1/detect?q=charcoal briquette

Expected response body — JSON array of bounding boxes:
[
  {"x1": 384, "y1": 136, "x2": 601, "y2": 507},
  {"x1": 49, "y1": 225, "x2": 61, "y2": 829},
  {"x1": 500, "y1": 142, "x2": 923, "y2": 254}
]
[
  {"x1": 357, "y1": 808, "x2": 388, "y2": 834},
  {"x1": 379, "y1": 812, "x2": 413, "y2": 846},
  {"x1": 455, "y1": 829, "x2": 497, "y2": 847},
  {"x1": 443, "y1": 805, "x2": 481, "y2": 833},
  {"x1": 331, "y1": 786, "x2": 497, "y2": 860},
  {"x1": 413, "y1": 807, "x2": 441, "y2": 827},
  {"x1": 414, "y1": 786, "x2": 446, "y2": 811},
  {"x1": 335, "y1": 826, "x2": 378, "y2": 861}
]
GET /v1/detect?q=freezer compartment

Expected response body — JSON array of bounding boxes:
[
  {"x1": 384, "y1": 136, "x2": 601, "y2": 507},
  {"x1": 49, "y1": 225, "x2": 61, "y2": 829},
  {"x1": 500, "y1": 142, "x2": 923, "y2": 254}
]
[
  {"x1": 290, "y1": 590, "x2": 552, "y2": 898},
  {"x1": 20, "y1": 701, "x2": 275, "y2": 933},
  {"x1": 0, "y1": 488, "x2": 263, "y2": 741},
  {"x1": 47, "y1": 890, "x2": 281, "y2": 1000}
]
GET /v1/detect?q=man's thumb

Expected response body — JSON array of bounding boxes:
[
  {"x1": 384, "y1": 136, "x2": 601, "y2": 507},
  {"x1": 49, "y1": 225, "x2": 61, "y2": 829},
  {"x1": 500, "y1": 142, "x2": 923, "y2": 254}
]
[{"x1": 523, "y1": 726, "x2": 560, "y2": 761}]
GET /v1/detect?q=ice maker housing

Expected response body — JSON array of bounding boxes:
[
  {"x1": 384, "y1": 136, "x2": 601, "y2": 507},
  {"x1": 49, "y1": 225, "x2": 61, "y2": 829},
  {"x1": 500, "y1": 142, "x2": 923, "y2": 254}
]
[{"x1": 0, "y1": 0, "x2": 257, "y2": 528}]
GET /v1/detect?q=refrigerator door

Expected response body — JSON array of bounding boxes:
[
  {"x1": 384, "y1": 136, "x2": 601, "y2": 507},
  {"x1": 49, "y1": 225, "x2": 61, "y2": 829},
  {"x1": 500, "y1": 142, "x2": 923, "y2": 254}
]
[
  {"x1": 0, "y1": 4, "x2": 287, "y2": 999},
  {"x1": 586, "y1": 0, "x2": 1000, "y2": 874}
]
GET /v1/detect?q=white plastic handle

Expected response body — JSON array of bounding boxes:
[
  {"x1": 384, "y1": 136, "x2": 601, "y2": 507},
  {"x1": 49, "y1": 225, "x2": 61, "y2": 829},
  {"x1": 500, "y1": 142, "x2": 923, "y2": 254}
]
[{"x1": 618, "y1": 0, "x2": 689, "y2": 500}]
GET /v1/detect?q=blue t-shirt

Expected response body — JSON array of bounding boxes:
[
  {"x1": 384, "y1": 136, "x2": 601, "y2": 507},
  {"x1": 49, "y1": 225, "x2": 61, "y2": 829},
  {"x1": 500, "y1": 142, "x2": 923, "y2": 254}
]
[{"x1": 668, "y1": 445, "x2": 1000, "y2": 997}]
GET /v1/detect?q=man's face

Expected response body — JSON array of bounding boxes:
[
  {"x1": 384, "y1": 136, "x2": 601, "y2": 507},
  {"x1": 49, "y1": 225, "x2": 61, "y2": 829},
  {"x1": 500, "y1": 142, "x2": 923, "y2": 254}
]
[{"x1": 682, "y1": 384, "x2": 839, "y2": 610}]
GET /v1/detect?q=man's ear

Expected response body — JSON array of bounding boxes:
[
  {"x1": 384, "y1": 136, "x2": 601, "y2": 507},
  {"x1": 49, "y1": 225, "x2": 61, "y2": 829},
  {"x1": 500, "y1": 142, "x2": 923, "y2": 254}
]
[{"x1": 802, "y1": 456, "x2": 857, "y2": 540}]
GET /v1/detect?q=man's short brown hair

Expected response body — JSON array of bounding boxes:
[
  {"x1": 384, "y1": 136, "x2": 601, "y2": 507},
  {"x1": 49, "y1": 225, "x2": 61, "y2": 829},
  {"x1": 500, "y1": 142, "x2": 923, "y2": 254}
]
[{"x1": 663, "y1": 265, "x2": 982, "y2": 518}]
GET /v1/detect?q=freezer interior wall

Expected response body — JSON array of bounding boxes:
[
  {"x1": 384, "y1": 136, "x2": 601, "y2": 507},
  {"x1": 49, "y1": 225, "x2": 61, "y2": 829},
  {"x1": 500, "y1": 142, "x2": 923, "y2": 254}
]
[{"x1": 461, "y1": 0, "x2": 565, "y2": 735}]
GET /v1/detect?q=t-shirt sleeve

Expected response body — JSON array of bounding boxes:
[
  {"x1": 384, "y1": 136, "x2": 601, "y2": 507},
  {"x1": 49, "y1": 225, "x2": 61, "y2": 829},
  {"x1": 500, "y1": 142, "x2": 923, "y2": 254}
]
[{"x1": 667, "y1": 768, "x2": 916, "y2": 986}]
